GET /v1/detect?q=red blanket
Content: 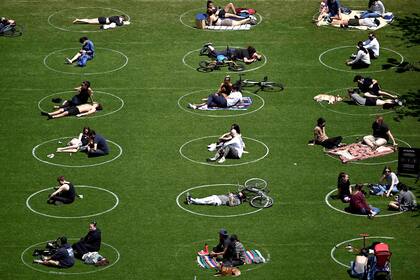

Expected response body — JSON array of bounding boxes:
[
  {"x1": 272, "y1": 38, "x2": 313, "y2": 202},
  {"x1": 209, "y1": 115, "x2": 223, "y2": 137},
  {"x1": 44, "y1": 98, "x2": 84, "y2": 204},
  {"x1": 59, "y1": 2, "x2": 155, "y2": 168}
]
[{"x1": 327, "y1": 143, "x2": 395, "y2": 163}]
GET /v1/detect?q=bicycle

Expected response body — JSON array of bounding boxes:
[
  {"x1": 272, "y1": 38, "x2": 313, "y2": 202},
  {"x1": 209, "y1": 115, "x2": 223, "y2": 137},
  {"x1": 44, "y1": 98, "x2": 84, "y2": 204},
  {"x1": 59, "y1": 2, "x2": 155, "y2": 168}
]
[
  {"x1": 238, "y1": 178, "x2": 274, "y2": 208},
  {"x1": 197, "y1": 59, "x2": 245, "y2": 72},
  {"x1": 237, "y1": 73, "x2": 284, "y2": 93}
]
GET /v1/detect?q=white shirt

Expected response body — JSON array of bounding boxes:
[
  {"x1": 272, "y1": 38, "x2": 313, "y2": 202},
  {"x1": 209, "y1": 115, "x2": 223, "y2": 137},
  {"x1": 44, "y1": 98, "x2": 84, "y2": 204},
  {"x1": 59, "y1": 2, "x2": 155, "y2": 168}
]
[
  {"x1": 223, "y1": 134, "x2": 245, "y2": 158},
  {"x1": 363, "y1": 37, "x2": 380, "y2": 57},
  {"x1": 349, "y1": 49, "x2": 371, "y2": 65},
  {"x1": 386, "y1": 172, "x2": 399, "y2": 188},
  {"x1": 226, "y1": 91, "x2": 242, "y2": 107}
]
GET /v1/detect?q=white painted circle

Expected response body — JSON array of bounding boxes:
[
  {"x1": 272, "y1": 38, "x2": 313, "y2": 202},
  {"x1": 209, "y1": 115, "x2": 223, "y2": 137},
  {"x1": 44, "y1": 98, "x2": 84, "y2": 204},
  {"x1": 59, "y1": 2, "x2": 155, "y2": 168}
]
[
  {"x1": 26, "y1": 185, "x2": 119, "y2": 219},
  {"x1": 47, "y1": 7, "x2": 130, "y2": 33},
  {"x1": 182, "y1": 47, "x2": 267, "y2": 73},
  {"x1": 325, "y1": 135, "x2": 411, "y2": 165},
  {"x1": 317, "y1": 88, "x2": 398, "y2": 116},
  {"x1": 43, "y1": 47, "x2": 128, "y2": 75},
  {"x1": 21, "y1": 239, "x2": 120, "y2": 274},
  {"x1": 176, "y1": 184, "x2": 264, "y2": 218},
  {"x1": 37, "y1": 90, "x2": 124, "y2": 119},
  {"x1": 32, "y1": 136, "x2": 123, "y2": 168},
  {"x1": 319, "y1": 46, "x2": 404, "y2": 73},
  {"x1": 179, "y1": 8, "x2": 263, "y2": 30},
  {"x1": 330, "y1": 236, "x2": 395, "y2": 268},
  {"x1": 177, "y1": 89, "x2": 265, "y2": 117},
  {"x1": 179, "y1": 135, "x2": 269, "y2": 167},
  {"x1": 325, "y1": 187, "x2": 404, "y2": 217}
]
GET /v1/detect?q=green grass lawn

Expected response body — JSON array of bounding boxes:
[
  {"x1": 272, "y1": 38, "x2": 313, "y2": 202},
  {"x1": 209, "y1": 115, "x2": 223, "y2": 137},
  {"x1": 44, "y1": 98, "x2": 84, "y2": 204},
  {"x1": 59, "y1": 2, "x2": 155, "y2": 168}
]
[{"x1": 0, "y1": 0, "x2": 419, "y2": 279}]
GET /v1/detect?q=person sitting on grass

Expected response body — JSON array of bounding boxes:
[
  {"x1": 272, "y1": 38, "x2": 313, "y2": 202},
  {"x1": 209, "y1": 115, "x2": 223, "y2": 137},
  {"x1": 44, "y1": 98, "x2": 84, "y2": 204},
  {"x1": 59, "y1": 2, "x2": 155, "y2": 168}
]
[
  {"x1": 209, "y1": 229, "x2": 231, "y2": 261},
  {"x1": 186, "y1": 191, "x2": 245, "y2": 206},
  {"x1": 55, "y1": 81, "x2": 94, "y2": 109},
  {"x1": 72, "y1": 221, "x2": 101, "y2": 259},
  {"x1": 337, "y1": 172, "x2": 352, "y2": 202},
  {"x1": 223, "y1": 234, "x2": 246, "y2": 267},
  {"x1": 86, "y1": 130, "x2": 109, "y2": 158},
  {"x1": 41, "y1": 102, "x2": 103, "y2": 119},
  {"x1": 317, "y1": 0, "x2": 342, "y2": 25},
  {"x1": 73, "y1": 15, "x2": 130, "y2": 30},
  {"x1": 0, "y1": 17, "x2": 16, "y2": 34},
  {"x1": 346, "y1": 41, "x2": 371, "y2": 69},
  {"x1": 188, "y1": 79, "x2": 242, "y2": 110},
  {"x1": 348, "y1": 89, "x2": 398, "y2": 107},
  {"x1": 362, "y1": 115, "x2": 397, "y2": 150},
  {"x1": 65, "y1": 37, "x2": 95, "y2": 67},
  {"x1": 362, "y1": 33, "x2": 380, "y2": 59},
  {"x1": 353, "y1": 75, "x2": 397, "y2": 99},
  {"x1": 348, "y1": 248, "x2": 369, "y2": 279},
  {"x1": 56, "y1": 127, "x2": 91, "y2": 153},
  {"x1": 346, "y1": 184, "x2": 380, "y2": 218},
  {"x1": 310, "y1": 117, "x2": 343, "y2": 149},
  {"x1": 370, "y1": 166, "x2": 399, "y2": 197},
  {"x1": 388, "y1": 183, "x2": 417, "y2": 211},
  {"x1": 360, "y1": 0, "x2": 385, "y2": 19},
  {"x1": 207, "y1": 124, "x2": 245, "y2": 164},
  {"x1": 203, "y1": 43, "x2": 262, "y2": 64},
  {"x1": 206, "y1": 8, "x2": 256, "y2": 27},
  {"x1": 47, "y1": 176, "x2": 77, "y2": 205},
  {"x1": 33, "y1": 236, "x2": 75, "y2": 268}
]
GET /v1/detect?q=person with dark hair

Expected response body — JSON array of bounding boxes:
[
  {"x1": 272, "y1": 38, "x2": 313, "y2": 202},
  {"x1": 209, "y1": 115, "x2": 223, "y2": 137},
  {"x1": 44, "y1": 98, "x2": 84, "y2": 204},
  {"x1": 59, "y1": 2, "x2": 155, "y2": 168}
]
[
  {"x1": 209, "y1": 229, "x2": 231, "y2": 261},
  {"x1": 0, "y1": 17, "x2": 16, "y2": 34},
  {"x1": 65, "y1": 37, "x2": 95, "y2": 67},
  {"x1": 377, "y1": 166, "x2": 399, "y2": 197},
  {"x1": 206, "y1": 7, "x2": 256, "y2": 27},
  {"x1": 86, "y1": 130, "x2": 109, "y2": 157},
  {"x1": 347, "y1": 89, "x2": 397, "y2": 107},
  {"x1": 362, "y1": 33, "x2": 380, "y2": 59},
  {"x1": 312, "y1": 117, "x2": 342, "y2": 149},
  {"x1": 388, "y1": 183, "x2": 417, "y2": 211},
  {"x1": 206, "y1": 1, "x2": 240, "y2": 18},
  {"x1": 56, "y1": 127, "x2": 91, "y2": 153},
  {"x1": 72, "y1": 221, "x2": 102, "y2": 259},
  {"x1": 207, "y1": 124, "x2": 245, "y2": 164},
  {"x1": 33, "y1": 236, "x2": 75, "y2": 268},
  {"x1": 47, "y1": 176, "x2": 77, "y2": 205},
  {"x1": 203, "y1": 43, "x2": 262, "y2": 64},
  {"x1": 347, "y1": 184, "x2": 380, "y2": 217},
  {"x1": 73, "y1": 15, "x2": 130, "y2": 29},
  {"x1": 346, "y1": 41, "x2": 371, "y2": 69},
  {"x1": 360, "y1": 0, "x2": 385, "y2": 19},
  {"x1": 57, "y1": 81, "x2": 94, "y2": 108},
  {"x1": 223, "y1": 234, "x2": 246, "y2": 267},
  {"x1": 363, "y1": 116, "x2": 397, "y2": 150},
  {"x1": 41, "y1": 102, "x2": 103, "y2": 119},
  {"x1": 337, "y1": 172, "x2": 352, "y2": 202},
  {"x1": 316, "y1": 0, "x2": 342, "y2": 25},
  {"x1": 186, "y1": 191, "x2": 246, "y2": 206},
  {"x1": 353, "y1": 75, "x2": 397, "y2": 99}
]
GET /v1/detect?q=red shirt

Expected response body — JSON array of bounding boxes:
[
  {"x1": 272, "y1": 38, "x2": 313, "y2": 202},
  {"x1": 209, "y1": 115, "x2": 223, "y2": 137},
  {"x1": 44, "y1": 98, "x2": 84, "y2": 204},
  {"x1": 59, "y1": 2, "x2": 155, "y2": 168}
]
[{"x1": 350, "y1": 191, "x2": 369, "y2": 212}]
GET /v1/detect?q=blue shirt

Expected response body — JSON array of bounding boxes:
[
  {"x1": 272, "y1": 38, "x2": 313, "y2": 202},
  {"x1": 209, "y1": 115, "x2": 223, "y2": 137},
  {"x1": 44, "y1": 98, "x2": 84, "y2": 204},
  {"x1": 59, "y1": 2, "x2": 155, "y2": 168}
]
[
  {"x1": 94, "y1": 134, "x2": 109, "y2": 154},
  {"x1": 327, "y1": 0, "x2": 340, "y2": 16},
  {"x1": 83, "y1": 40, "x2": 95, "y2": 56}
]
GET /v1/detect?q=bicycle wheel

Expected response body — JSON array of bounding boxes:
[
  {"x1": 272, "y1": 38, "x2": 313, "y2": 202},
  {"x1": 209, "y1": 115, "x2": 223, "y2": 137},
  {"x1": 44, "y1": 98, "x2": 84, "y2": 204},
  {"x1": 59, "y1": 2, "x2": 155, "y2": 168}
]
[
  {"x1": 261, "y1": 82, "x2": 284, "y2": 92},
  {"x1": 199, "y1": 46, "x2": 210, "y2": 56},
  {"x1": 228, "y1": 62, "x2": 245, "y2": 72},
  {"x1": 197, "y1": 61, "x2": 215, "y2": 73},
  {"x1": 250, "y1": 196, "x2": 273, "y2": 208},
  {"x1": 241, "y1": 79, "x2": 259, "y2": 88},
  {"x1": 244, "y1": 178, "x2": 267, "y2": 192}
]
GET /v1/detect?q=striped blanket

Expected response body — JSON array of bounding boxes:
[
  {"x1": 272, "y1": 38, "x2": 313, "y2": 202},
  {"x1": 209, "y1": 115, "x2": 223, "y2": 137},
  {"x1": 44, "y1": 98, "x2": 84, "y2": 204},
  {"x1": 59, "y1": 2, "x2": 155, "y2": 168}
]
[
  {"x1": 317, "y1": 10, "x2": 394, "y2": 31},
  {"x1": 197, "y1": 97, "x2": 253, "y2": 111},
  {"x1": 197, "y1": 250, "x2": 265, "y2": 269},
  {"x1": 205, "y1": 24, "x2": 252, "y2": 31},
  {"x1": 327, "y1": 143, "x2": 395, "y2": 163}
]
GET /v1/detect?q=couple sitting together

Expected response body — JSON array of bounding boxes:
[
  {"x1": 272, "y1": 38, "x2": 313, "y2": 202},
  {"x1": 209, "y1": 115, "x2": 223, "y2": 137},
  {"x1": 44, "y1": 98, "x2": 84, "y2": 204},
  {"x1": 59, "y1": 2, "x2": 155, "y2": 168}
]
[
  {"x1": 202, "y1": 1, "x2": 257, "y2": 28},
  {"x1": 206, "y1": 124, "x2": 245, "y2": 164},
  {"x1": 188, "y1": 75, "x2": 242, "y2": 110}
]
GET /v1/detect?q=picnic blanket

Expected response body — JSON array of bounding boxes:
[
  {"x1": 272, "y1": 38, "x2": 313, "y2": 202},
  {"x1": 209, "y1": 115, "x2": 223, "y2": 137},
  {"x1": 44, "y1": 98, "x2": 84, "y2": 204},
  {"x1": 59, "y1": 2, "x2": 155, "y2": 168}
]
[
  {"x1": 327, "y1": 143, "x2": 395, "y2": 163},
  {"x1": 205, "y1": 24, "x2": 252, "y2": 31},
  {"x1": 197, "y1": 249, "x2": 266, "y2": 269},
  {"x1": 198, "y1": 97, "x2": 252, "y2": 110},
  {"x1": 317, "y1": 10, "x2": 394, "y2": 30}
]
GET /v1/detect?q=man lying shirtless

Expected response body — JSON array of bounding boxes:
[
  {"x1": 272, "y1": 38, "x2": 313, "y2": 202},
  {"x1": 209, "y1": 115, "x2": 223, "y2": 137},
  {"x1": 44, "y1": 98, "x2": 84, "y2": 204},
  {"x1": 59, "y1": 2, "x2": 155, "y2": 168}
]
[{"x1": 41, "y1": 102, "x2": 103, "y2": 119}]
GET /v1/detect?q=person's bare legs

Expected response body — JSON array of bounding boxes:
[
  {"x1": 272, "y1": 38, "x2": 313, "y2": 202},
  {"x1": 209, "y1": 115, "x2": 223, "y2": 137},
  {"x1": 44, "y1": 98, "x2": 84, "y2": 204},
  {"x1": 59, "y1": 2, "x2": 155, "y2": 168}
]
[
  {"x1": 224, "y1": 3, "x2": 236, "y2": 14},
  {"x1": 56, "y1": 146, "x2": 79, "y2": 153},
  {"x1": 388, "y1": 201, "x2": 399, "y2": 210},
  {"x1": 66, "y1": 52, "x2": 82, "y2": 64},
  {"x1": 231, "y1": 18, "x2": 252, "y2": 26},
  {"x1": 223, "y1": 12, "x2": 244, "y2": 19},
  {"x1": 378, "y1": 90, "x2": 398, "y2": 99},
  {"x1": 73, "y1": 18, "x2": 100, "y2": 24},
  {"x1": 48, "y1": 108, "x2": 65, "y2": 116}
]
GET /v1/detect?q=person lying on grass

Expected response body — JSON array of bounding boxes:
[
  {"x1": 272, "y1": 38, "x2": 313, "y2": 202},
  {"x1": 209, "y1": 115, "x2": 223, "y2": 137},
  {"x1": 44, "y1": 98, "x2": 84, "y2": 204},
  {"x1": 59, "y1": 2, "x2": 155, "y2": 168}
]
[
  {"x1": 309, "y1": 117, "x2": 343, "y2": 149},
  {"x1": 346, "y1": 184, "x2": 380, "y2": 218},
  {"x1": 65, "y1": 37, "x2": 95, "y2": 67},
  {"x1": 56, "y1": 127, "x2": 91, "y2": 153},
  {"x1": 41, "y1": 102, "x2": 103, "y2": 119},
  {"x1": 353, "y1": 75, "x2": 397, "y2": 99},
  {"x1": 54, "y1": 81, "x2": 94, "y2": 109},
  {"x1": 47, "y1": 176, "x2": 77, "y2": 205},
  {"x1": 33, "y1": 236, "x2": 75, "y2": 268},
  {"x1": 188, "y1": 78, "x2": 242, "y2": 109},
  {"x1": 348, "y1": 89, "x2": 399, "y2": 107},
  {"x1": 186, "y1": 191, "x2": 245, "y2": 206},
  {"x1": 206, "y1": 7, "x2": 257, "y2": 27},
  {"x1": 0, "y1": 17, "x2": 16, "y2": 34},
  {"x1": 203, "y1": 43, "x2": 262, "y2": 64},
  {"x1": 207, "y1": 124, "x2": 245, "y2": 164},
  {"x1": 388, "y1": 183, "x2": 417, "y2": 211},
  {"x1": 73, "y1": 15, "x2": 130, "y2": 30}
]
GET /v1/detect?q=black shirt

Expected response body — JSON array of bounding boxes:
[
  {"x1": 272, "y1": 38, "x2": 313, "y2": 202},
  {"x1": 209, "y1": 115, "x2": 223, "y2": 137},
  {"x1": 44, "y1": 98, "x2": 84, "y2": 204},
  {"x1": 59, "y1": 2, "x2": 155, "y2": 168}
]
[
  {"x1": 51, "y1": 244, "x2": 75, "y2": 268},
  {"x1": 365, "y1": 97, "x2": 377, "y2": 106},
  {"x1": 109, "y1": 16, "x2": 124, "y2": 26},
  {"x1": 62, "y1": 182, "x2": 76, "y2": 200},
  {"x1": 372, "y1": 121, "x2": 389, "y2": 140},
  {"x1": 83, "y1": 229, "x2": 101, "y2": 252},
  {"x1": 358, "y1": 77, "x2": 373, "y2": 93},
  {"x1": 338, "y1": 180, "x2": 351, "y2": 199},
  {"x1": 233, "y1": 48, "x2": 250, "y2": 60}
]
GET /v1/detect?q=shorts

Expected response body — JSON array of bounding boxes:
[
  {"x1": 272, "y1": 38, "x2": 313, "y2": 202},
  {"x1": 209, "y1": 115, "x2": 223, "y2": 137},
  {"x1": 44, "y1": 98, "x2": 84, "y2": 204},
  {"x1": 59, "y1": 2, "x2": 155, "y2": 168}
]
[
  {"x1": 65, "y1": 107, "x2": 80, "y2": 116},
  {"x1": 98, "y1": 17, "x2": 107, "y2": 25},
  {"x1": 217, "y1": 9, "x2": 226, "y2": 18}
]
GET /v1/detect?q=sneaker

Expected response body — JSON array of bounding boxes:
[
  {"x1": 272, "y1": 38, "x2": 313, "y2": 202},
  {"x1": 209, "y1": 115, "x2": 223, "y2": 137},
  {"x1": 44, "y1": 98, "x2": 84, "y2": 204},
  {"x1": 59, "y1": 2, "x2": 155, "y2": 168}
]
[
  {"x1": 47, "y1": 153, "x2": 55, "y2": 159},
  {"x1": 33, "y1": 259, "x2": 43, "y2": 264},
  {"x1": 207, "y1": 157, "x2": 218, "y2": 162},
  {"x1": 188, "y1": 103, "x2": 197, "y2": 109},
  {"x1": 371, "y1": 211, "x2": 378, "y2": 217},
  {"x1": 40, "y1": 111, "x2": 49, "y2": 117},
  {"x1": 208, "y1": 143, "x2": 217, "y2": 152},
  {"x1": 65, "y1": 58, "x2": 72, "y2": 64},
  {"x1": 203, "y1": 42, "x2": 213, "y2": 47},
  {"x1": 249, "y1": 15, "x2": 257, "y2": 25},
  {"x1": 217, "y1": 157, "x2": 226, "y2": 164},
  {"x1": 186, "y1": 192, "x2": 192, "y2": 205}
]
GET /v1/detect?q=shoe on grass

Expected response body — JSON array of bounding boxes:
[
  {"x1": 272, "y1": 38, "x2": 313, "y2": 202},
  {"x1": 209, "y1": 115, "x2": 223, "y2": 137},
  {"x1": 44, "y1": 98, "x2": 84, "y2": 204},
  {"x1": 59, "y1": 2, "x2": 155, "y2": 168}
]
[
  {"x1": 218, "y1": 157, "x2": 226, "y2": 164},
  {"x1": 188, "y1": 103, "x2": 197, "y2": 109},
  {"x1": 65, "y1": 58, "x2": 72, "y2": 64}
]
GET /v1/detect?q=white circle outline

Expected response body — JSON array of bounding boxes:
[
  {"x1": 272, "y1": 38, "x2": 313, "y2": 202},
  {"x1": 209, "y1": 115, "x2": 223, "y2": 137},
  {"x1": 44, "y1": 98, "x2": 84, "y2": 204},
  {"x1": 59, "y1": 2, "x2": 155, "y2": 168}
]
[
  {"x1": 179, "y1": 135, "x2": 269, "y2": 167},
  {"x1": 182, "y1": 47, "x2": 267, "y2": 74},
  {"x1": 47, "y1": 7, "x2": 131, "y2": 33},
  {"x1": 176, "y1": 183, "x2": 264, "y2": 218},
  {"x1": 37, "y1": 90, "x2": 124, "y2": 119},
  {"x1": 21, "y1": 239, "x2": 120, "y2": 274},
  {"x1": 325, "y1": 135, "x2": 411, "y2": 165},
  {"x1": 32, "y1": 136, "x2": 123, "y2": 168},
  {"x1": 330, "y1": 236, "x2": 395, "y2": 268},
  {"x1": 179, "y1": 8, "x2": 263, "y2": 30},
  {"x1": 317, "y1": 88, "x2": 398, "y2": 116},
  {"x1": 325, "y1": 187, "x2": 404, "y2": 217},
  {"x1": 43, "y1": 47, "x2": 129, "y2": 75},
  {"x1": 177, "y1": 89, "x2": 265, "y2": 118},
  {"x1": 26, "y1": 185, "x2": 120, "y2": 219},
  {"x1": 319, "y1": 46, "x2": 404, "y2": 73}
]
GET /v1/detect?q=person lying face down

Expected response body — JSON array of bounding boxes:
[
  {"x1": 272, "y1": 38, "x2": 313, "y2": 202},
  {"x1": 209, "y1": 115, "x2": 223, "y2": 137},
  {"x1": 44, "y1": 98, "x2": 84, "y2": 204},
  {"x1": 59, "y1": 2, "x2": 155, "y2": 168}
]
[{"x1": 204, "y1": 43, "x2": 262, "y2": 64}]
